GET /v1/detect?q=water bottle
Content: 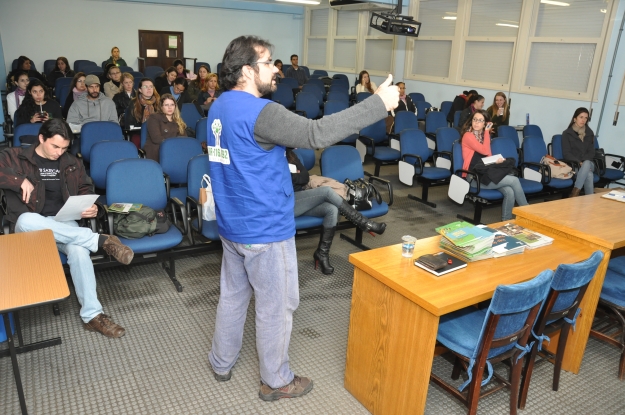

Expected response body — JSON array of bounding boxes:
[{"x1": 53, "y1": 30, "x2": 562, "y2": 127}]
[{"x1": 526, "y1": 113, "x2": 530, "y2": 125}]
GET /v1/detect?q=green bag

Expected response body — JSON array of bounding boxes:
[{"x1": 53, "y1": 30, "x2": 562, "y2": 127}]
[{"x1": 113, "y1": 206, "x2": 170, "y2": 239}]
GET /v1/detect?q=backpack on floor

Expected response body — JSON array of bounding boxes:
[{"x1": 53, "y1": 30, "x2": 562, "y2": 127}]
[{"x1": 113, "y1": 206, "x2": 170, "y2": 239}]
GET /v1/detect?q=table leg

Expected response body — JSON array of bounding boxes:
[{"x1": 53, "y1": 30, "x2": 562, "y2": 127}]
[
  {"x1": 344, "y1": 268, "x2": 439, "y2": 415},
  {"x1": 4, "y1": 313, "x2": 28, "y2": 415}
]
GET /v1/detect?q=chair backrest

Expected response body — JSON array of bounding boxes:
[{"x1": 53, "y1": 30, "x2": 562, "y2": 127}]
[
  {"x1": 436, "y1": 127, "x2": 460, "y2": 154},
  {"x1": 13, "y1": 123, "x2": 41, "y2": 147},
  {"x1": 523, "y1": 124, "x2": 543, "y2": 139},
  {"x1": 521, "y1": 135, "x2": 548, "y2": 164},
  {"x1": 295, "y1": 92, "x2": 320, "y2": 119},
  {"x1": 302, "y1": 84, "x2": 323, "y2": 105},
  {"x1": 279, "y1": 77, "x2": 299, "y2": 90},
  {"x1": 57, "y1": 85, "x2": 70, "y2": 108},
  {"x1": 180, "y1": 103, "x2": 203, "y2": 128},
  {"x1": 106, "y1": 159, "x2": 168, "y2": 209},
  {"x1": 159, "y1": 137, "x2": 203, "y2": 184},
  {"x1": 394, "y1": 111, "x2": 419, "y2": 135},
  {"x1": 332, "y1": 74, "x2": 349, "y2": 85},
  {"x1": 133, "y1": 77, "x2": 143, "y2": 92},
  {"x1": 497, "y1": 125, "x2": 519, "y2": 148},
  {"x1": 144, "y1": 66, "x2": 165, "y2": 80},
  {"x1": 117, "y1": 66, "x2": 133, "y2": 73},
  {"x1": 90, "y1": 140, "x2": 139, "y2": 189},
  {"x1": 293, "y1": 148, "x2": 316, "y2": 171},
  {"x1": 194, "y1": 61, "x2": 211, "y2": 73},
  {"x1": 43, "y1": 59, "x2": 56, "y2": 75},
  {"x1": 400, "y1": 129, "x2": 430, "y2": 162},
  {"x1": 271, "y1": 83, "x2": 295, "y2": 108},
  {"x1": 425, "y1": 111, "x2": 447, "y2": 135},
  {"x1": 324, "y1": 100, "x2": 348, "y2": 116},
  {"x1": 140, "y1": 121, "x2": 149, "y2": 149},
  {"x1": 313, "y1": 69, "x2": 328, "y2": 76},
  {"x1": 356, "y1": 92, "x2": 372, "y2": 102},
  {"x1": 409, "y1": 92, "x2": 425, "y2": 103},
  {"x1": 440, "y1": 100, "x2": 453, "y2": 117},
  {"x1": 195, "y1": 117, "x2": 208, "y2": 144},
  {"x1": 80, "y1": 121, "x2": 124, "y2": 163},
  {"x1": 416, "y1": 101, "x2": 432, "y2": 121},
  {"x1": 306, "y1": 78, "x2": 326, "y2": 94},
  {"x1": 55, "y1": 77, "x2": 73, "y2": 92},
  {"x1": 129, "y1": 71, "x2": 144, "y2": 79},
  {"x1": 300, "y1": 66, "x2": 310, "y2": 78},
  {"x1": 326, "y1": 90, "x2": 349, "y2": 105},
  {"x1": 187, "y1": 154, "x2": 210, "y2": 202},
  {"x1": 550, "y1": 134, "x2": 564, "y2": 159},
  {"x1": 329, "y1": 82, "x2": 349, "y2": 94},
  {"x1": 360, "y1": 118, "x2": 387, "y2": 144},
  {"x1": 309, "y1": 74, "x2": 321, "y2": 79},
  {"x1": 74, "y1": 60, "x2": 96, "y2": 73},
  {"x1": 491, "y1": 137, "x2": 520, "y2": 166},
  {"x1": 454, "y1": 110, "x2": 462, "y2": 128},
  {"x1": 321, "y1": 146, "x2": 365, "y2": 182},
  {"x1": 451, "y1": 140, "x2": 465, "y2": 173}
]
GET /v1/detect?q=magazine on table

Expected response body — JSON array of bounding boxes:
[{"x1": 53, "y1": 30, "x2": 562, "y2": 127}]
[
  {"x1": 477, "y1": 225, "x2": 527, "y2": 257},
  {"x1": 493, "y1": 223, "x2": 553, "y2": 249}
]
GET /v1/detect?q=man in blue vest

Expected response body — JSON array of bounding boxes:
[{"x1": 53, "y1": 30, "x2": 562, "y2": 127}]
[{"x1": 206, "y1": 35, "x2": 399, "y2": 401}]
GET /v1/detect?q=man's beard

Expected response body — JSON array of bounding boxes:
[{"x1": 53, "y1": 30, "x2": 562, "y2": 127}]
[{"x1": 254, "y1": 73, "x2": 276, "y2": 96}]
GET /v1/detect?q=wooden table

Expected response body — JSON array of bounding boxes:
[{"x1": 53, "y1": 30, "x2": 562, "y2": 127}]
[
  {"x1": 344, "y1": 222, "x2": 596, "y2": 415},
  {"x1": 512, "y1": 192, "x2": 625, "y2": 373},
  {"x1": 0, "y1": 230, "x2": 69, "y2": 415}
]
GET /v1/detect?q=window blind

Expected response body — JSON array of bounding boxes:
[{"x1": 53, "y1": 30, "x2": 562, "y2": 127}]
[
  {"x1": 310, "y1": 9, "x2": 329, "y2": 36},
  {"x1": 534, "y1": 0, "x2": 607, "y2": 38},
  {"x1": 364, "y1": 39, "x2": 393, "y2": 72},
  {"x1": 412, "y1": 40, "x2": 452, "y2": 77},
  {"x1": 418, "y1": 0, "x2": 459, "y2": 37},
  {"x1": 333, "y1": 40, "x2": 357, "y2": 69},
  {"x1": 525, "y1": 42, "x2": 595, "y2": 92},
  {"x1": 308, "y1": 39, "x2": 327, "y2": 66},
  {"x1": 468, "y1": 0, "x2": 522, "y2": 37},
  {"x1": 336, "y1": 10, "x2": 359, "y2": 36},
  {"x1": 462, "y1": 41, "x2": 514, "y2": 84}
]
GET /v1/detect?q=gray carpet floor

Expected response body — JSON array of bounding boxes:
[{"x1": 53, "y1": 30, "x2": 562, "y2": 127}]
[{"x1": 1, "y1": 155, "x2": 624, "y2": 414}]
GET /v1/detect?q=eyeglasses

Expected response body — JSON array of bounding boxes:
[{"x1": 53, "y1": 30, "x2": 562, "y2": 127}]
[
  {"x1": 141, "y1": 85, "x2": 154, "y2": 90},
  {"x1": 472, "y1": 118, "x2": 485, "y2": 123},
  {"x1": 76, "y1": 80, "x2": 85, "y2": 83},
  {"x1": 110, "y1": 72, "x2": 121, "y2": 75},
  {"x1": 251, "y1": 60, "x2": 274, "y2": 67}
]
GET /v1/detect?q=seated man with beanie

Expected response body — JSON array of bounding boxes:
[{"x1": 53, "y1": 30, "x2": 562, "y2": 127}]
[{"x1": 0, "y1": 119, "x2": 133, "y2": 338}]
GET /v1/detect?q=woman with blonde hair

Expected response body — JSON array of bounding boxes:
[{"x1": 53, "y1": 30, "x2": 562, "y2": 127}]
[
  {"x1": 113, "y1": 72, "x2": 136, "y2": 122},
  {"x1": 105, "y1": 46, "x2": 127, "y2": 67},
  {"x1": 486, "y1": 92, "x2": 510, "y2": 136},
  {"x1": 144, "y1": 93, "x2": 187, "y2": 161},
  {"x1": 199, "y1": 72, "x2": 222, "y2": 109}
]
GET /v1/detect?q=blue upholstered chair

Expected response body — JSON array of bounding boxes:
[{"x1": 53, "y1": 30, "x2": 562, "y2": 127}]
[
  {"x1": 185, "y1": 155, "x2": 220, "y2": 244},
  {"x1": 594, "y1": 138, "x2": 625, "y2": 186},
  {"x1": 43, "y1": 59, "x2": 56, "y2": 76},
  {"x1": 332, "y1": 74, "x2": 349, "y2": 86},
  {"x1": 194, "y1": 61, "x2": 211, "y2": 73},
  {"x1": 591, "y1": 257, "x2": 625, "y2": 380},
  {"x1": 321, "y1": 145, "x2": 392, "y2": 250},
  {"x1": 180, "y1": 103, "x2": 203, "y2": 129},
  {"x1": 491, "y1": 137, "x2": 543, "y2": 197},
  {"x1": 302, "y1": 83, "x2": 324, "y2": 108},
  {"x1": 519, "y1": 251, "x2": 603, "y2": 409},
  {"x1": 140, "y1": 121, "x2": 148, "y2": 150},
  {"x1": 271, "y1": 83, "x2": 295, "y2": 109},
  {"x1": 431, "y1": 270, "x2": 553, "y2": 415},
  {"x1": 358, "y1": 118, "x2": 400, "y2": 176},
  {"x1": 408, "y1": 92, "x2": 425, "y2": 103},
  {"x1": 13, "y1": 123, "x2": 41, "y2": 147},
  {"x1": 440, "y1": 100, "x2": 453, "y2": 119},
  {"x1": 144, "y1": 66, "x2": 165, "y2": 80},
  {"x1": 79, "y1": 121, "x2": 124, "y2": 163},
  {"x1": 278, "y1": 77, "x2": 299, "y2": 90},
  {"x1": 415, "y1": 101, "x2": 431, "y2": 121},
  {"x1": 497, "y1": 125, "x2": 519, "y2": 148},
  {"x1": 398, "y1": 129, "x2": 451, "y2": 208},
  {"x1": 329, "y1": 82, "x2": 349, "y2": 95},
  {"x1": 454, "y1": 110, "x2": 462, "y2": 128},
  {"x1": 313, "y1": 69, "x2": 328, "y2": 76},
  {"x1": 293, "y1": 148, "x2": 315, "y2": 171},
  {"x1": 326, "y1": 91, "x2": 349, "y2": 106},
  {"x1": 105, "y1": 158, "x2": 186, "y2": 291},
  {"x1": 294, "y1": 92, "x2": 320, "y2": 119},
  {"x1": 393, "y1": 111, "x2": 419, "y2": 137},
  {"x1": 195, "y1": 117, "x2": 208, "y2": 144},
  {"x1": 324, "y1": 100, "x2": 357, "y2": 144},
  {"x1": 90, "y1": 140, "x2": 139, "y2": 193},
  {"x1": 522, "y1": 136, "x2": 574, "y2": 195},
  {"x1": 549, "y1": 134, "x2": 600, "y2": 185},
  {"x1": 356, "y1": 92, "x2": 372, "y2": 103},
  {"x1": 159, "y1": 137, "x2": 203, "y2": 202},
  {"x1": 523, "y1": 124, "x2": 543, "y2": 139}
]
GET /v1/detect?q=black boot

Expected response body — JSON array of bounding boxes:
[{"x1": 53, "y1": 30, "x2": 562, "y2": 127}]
[
  {"x1": 314, "y1": 227, "x2": 335, "y2": 275},
  {"x1": 338, "y1": 201, "x2": 386, "y2": 235}
]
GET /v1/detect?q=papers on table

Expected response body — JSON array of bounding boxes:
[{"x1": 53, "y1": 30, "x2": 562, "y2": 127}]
[
  {"x1": 494, "y1": 223, "x2": 554, "y2": 249},
  {"x1": 482, "y1": 154, "x2": 503, "y2": 165},
  {"x1": 54, "y1": 195, "x2": 99, "y2": 222},
  {"x1": 601, "y1": 190, "x2": 625, "y2": 203}
]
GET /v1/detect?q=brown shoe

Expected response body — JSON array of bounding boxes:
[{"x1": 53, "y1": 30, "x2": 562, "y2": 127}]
[
  {"x1": 570, "y1": 187, "x2": 581, "y2": 198},
  {"x1": 102, "y1": 235, "x2": 134, "y2": 265},
  {"x1": 259, "y1": 375, "x2": 313, "y2": 401},
  {"x1": 84, "y1": 314, "x2": 126, "y2": 338}
]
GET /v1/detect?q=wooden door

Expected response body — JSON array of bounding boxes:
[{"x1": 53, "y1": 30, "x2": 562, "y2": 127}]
[{"x1": 138, "y1": 30, "x2": 184, "y2": 73}]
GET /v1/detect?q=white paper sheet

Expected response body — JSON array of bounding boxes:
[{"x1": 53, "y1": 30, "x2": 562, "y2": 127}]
[
  {"x1": 54, "y1": 195, "x2": 100, "y2": 222},
  {"x1": 482, "y1": 154, "x2": 503, "y2": 165}
]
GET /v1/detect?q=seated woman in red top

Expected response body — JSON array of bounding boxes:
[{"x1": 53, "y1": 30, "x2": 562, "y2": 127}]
[{"x1": 460, "y1": 109, "x2": 528, "y2": 221}]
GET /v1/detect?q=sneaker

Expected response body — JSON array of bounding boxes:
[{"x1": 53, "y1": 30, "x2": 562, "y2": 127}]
[
  {"x1": 102, "y1": 235, "x2": 134, "y2": 265},
  {"x1": 84, "y1": 314, "x2": 126, "y2": 338},
  {"x1": 259, "y1": 375, "x2": 313, "y2": 401},
  {"x1": 213, "y1": 369, "x2": 232, "y2": 382}
]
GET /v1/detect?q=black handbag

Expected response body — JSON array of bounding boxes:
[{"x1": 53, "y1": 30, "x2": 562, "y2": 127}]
[{"x1": 344, "y1": 178, "x2": 382, "y2": 211}]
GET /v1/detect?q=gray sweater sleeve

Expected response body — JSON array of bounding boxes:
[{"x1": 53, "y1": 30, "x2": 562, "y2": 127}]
[{"x1": 254, "y1": 94, "x2": 388, "y2": 150}]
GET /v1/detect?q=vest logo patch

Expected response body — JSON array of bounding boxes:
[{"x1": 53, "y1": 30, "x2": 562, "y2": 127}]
[{"x1": 208, "y1": 118, "x2": 230, "y2": 165}]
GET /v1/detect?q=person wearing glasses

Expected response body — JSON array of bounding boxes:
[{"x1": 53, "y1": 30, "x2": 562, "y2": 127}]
[
  {"x1": 125, "y1": 78, "x2": 160, "y2": 128},
  {"x1": 62, "y1": 72, "x2": 87, "y2": 119},
  {"x1": 205, "y1": 35, "x2": 398, "y2": 401},
  {"x1": 460, "y1": 109, "x2": 528, "y2": 221},
  {"x1": 66, "y1": 75, "x2": 119, "y2": 125},
  {"x1": 458, "y1": 94, "x2": 485, "y2": 133},
  {"x1": 103, "y1": 64, "x2": 123, "y2": 98}
]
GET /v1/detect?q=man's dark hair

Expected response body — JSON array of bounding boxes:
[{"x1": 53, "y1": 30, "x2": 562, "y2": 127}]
[
  {"x1": 220, "y1": 35, "x2": 274, "y2": 91},
  {"x1": 39, "y1": 118, "x2": 74, "y2": 142},
  {"x1": 290, "y1": 54, "x2": 298, "y2": 60},
  {"x1": 173, "y1": 77, "x2": 187, "y2": 88}
]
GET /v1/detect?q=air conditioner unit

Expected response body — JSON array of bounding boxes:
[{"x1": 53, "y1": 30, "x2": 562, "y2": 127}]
[{"x1": 329, "y1": 1, "x2": 396, "y2": 12}]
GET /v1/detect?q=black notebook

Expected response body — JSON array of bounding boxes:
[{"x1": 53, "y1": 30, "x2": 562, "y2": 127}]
[{"x1": 414, "y1": 252, "x2": 467, "y2": 276}]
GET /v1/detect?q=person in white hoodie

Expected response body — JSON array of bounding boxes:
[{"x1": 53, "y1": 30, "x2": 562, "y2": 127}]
[{"x1": 66, "y1": 75, "x2": 118, "y2": 125}]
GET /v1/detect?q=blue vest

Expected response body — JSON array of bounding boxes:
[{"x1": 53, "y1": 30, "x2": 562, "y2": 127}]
[{"x1": 207, "y1": 90, "x2": 295, "y2": 244}]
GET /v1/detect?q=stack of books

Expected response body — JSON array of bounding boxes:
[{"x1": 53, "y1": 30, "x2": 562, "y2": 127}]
[
  {"x1": 493, "y1": 223, "x2": 554, "y2": 249},
  {"x1": 477, "y1": 225, "x2": 527, "y2": 257},
  {"x1": 435, "y1": 221, "x2": 496, "y2": 262}
]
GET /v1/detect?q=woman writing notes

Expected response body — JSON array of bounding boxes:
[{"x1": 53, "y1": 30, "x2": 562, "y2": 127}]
[{"x1": 460, "y1": 109, "x2": 528, "y2": 221}]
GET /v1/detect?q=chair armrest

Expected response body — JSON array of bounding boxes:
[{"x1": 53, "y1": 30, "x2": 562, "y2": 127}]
[
  {"x1": 105, "y1": 206, "x2": 115, "y2": 235},
  {"x1": 358, "y1": 134, "x2": 375, "y2": 156},
  {"x1": 401, "y1": 153, "x2": 424, "y2": 174},
  {"x1": 591, "y1": 158, "x2": 605, "y2": 175},
  {"x1": 520, "y1": 161, "x2": 550, "y2": 184},
  {"x1": 138, "y1": 149, "x2": 146, "y2": 158},
  {"x1": 186, "y1": 195, "x2": 204, "y2": 233},
  {"x1": 163, "y1": 173, "x2": 171, "y2": 199},
  {"x1": 169, "y1": 196, "x2": 188, "y2": 235},
  {"x1": 454, "y1": 169, "x2": 481, "y2": 194},
  {"x1": 368, "y1": 175, "x2": 394, "y2": 206}
]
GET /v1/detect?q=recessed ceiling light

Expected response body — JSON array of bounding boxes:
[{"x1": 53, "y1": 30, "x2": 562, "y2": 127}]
[
  {"x1": 541, "y1": 0, "x2": 570, "y2": 6},
  {"x1": 443, "y1": 16, "x2": 457, "y2": 20},
  {"x1": 496, "y1": 23, "x2": 519, "y2": 28}
]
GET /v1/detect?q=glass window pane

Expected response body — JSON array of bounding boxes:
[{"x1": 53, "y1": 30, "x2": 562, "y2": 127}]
[
  {"x1": 468, "y1": 0, "x2": 523, "y2": 37},
  {"x1": 308, "y1": 39, "x2": 327, "y2": 66},
  {"x1": 412, "y1": 40, "x2": 452, "y2": 77},
  {"x1": 365, "y1": 39, "x2": 393, "y2": 72},
  {"x1": 463, "y1": 41, "x2": 514, "y2": 84},
  {"x1": 535, "y1": 0, "x2": 607, "y2": 38},
  {"x1": 336, "y1": 10, "x2": 359, "y2": 36},
  {"x1": 418, "y1": 0, "x2": 459, "y2": 37},
  {"x1": 525, "y1": 42, "x2": 596, "y2": 92},
  {"x1": 310, "y1": 9, "x2": 329, "y2": 36},
  {"x1": 333, "y1": 40, "x2": 357, "y2": 69}
]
